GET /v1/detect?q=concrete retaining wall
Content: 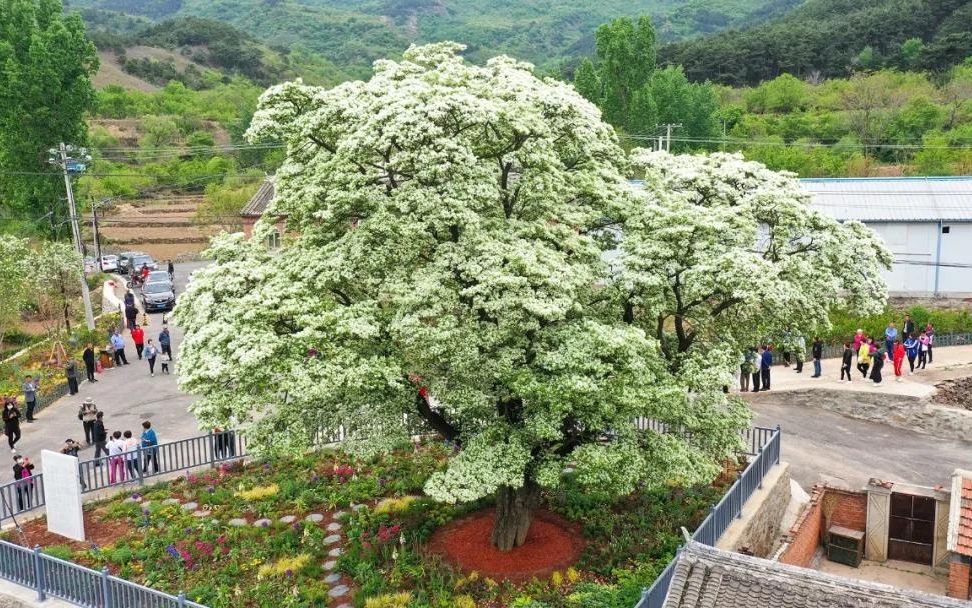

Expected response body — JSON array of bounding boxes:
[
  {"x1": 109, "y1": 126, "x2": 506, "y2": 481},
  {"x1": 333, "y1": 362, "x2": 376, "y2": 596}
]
[
  {"x1": 717, "y1": 462, "x2": 792, "y2": 558},
  {"x1": 773, "y1": 388, "x2": 972, "y2": 441}
]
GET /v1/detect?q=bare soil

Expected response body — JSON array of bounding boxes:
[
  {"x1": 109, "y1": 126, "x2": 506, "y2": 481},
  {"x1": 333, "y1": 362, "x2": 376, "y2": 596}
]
[
  {"x1": 933, "y1": 376, "x2": 972, "y2": 410},
  {"x1": 4, "y1": 506, "x2": 134, "y2": 551}
]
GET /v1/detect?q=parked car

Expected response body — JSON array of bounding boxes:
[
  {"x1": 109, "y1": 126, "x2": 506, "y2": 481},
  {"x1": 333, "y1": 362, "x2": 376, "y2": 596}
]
[
  {"x1": 99, "y1": 255, "x2": 119, "y2": 272},
  {"x1": 118, "y1": 251, "x2": 143, "y2": 273},
  {"x1": 146, "y1": 270, "x2": 171, "y2": 285},
  {"x1": 130, "y1": 254, "x2": 158, "y2": 273},
  {"x1": 140, "y1": 281, "x2": 175, "y2": 312}
]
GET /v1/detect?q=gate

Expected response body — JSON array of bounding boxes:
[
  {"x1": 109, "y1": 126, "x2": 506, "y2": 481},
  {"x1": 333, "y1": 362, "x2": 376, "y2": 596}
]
[{"x1": 888, "y1": 492, "x2": 935, "y2": 565}]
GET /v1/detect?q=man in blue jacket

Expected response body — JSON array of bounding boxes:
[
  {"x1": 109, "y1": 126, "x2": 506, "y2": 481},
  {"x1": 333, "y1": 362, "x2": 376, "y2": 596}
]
[{"x1": 760, "y1": 345, "x2": 773, "y2": 391}]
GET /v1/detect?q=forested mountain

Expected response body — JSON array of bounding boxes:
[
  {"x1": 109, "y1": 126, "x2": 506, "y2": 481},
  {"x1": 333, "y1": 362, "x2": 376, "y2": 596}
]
[
  {"x1": 658, "y1": 0, "x2": 972, "y2": 86},
  {"x1": 66, "y1": 0, "x2": 804, "y2": 76}
]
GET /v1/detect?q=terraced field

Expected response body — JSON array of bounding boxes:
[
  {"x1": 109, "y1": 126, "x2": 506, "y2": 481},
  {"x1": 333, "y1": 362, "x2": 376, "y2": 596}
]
[{"x1": 92, "y1": 195, "x2": 236, "y2": 261}]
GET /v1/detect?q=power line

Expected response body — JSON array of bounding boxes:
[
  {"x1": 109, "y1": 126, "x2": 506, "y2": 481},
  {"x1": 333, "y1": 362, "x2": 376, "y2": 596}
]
[{"x1": 624, "y1": 134, "x2": 972, "y2": 151}]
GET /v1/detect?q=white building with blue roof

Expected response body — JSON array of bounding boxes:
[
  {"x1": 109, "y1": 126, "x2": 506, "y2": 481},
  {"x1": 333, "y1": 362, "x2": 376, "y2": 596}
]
[{"x1": 802, "y1": 176, "x2": 972, "y2": 297}]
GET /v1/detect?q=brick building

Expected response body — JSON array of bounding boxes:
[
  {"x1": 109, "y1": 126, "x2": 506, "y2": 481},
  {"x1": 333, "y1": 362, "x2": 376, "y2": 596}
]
[{"x1": 947, "y1": 469, "x2": 972, "y2": 600}]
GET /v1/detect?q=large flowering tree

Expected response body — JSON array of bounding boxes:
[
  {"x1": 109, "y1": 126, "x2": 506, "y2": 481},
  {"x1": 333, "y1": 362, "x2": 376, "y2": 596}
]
[
  {"x1": 174, "y1": 44, "x2": 885, "y2": 550},
  {"x1": 613, "y1": 150, "x2": 892, "y2": 371}
]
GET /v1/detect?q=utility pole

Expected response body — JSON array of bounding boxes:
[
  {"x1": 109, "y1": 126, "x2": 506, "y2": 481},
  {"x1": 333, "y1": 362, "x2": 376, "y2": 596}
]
[
  {"x1": 657, "y1": 123, "x2": 682, "y2": 153},
  {"x1": 50, "y1": 143, "x2": 96, "y2": 331}
]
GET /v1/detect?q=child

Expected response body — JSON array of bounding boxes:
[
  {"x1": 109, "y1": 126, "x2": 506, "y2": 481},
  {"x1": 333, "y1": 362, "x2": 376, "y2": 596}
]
[
  {"x1": 918, "y1": 332, "x2": 930, "y2": 369},
  {"x1": 160, "y1": 354, "x2": 170, "y2": 375},
  {"x1": 892, "y1": 339, "x2": 905, "y2": 382},
  {"x1": 840, "y1": 342, "x2": 853, "y2": 382},
  {"x1": 904, "y1": 333, "x2": 919, "y2": 374},
  {"x1": 857, "y1": 338, "x2": 871, "y2": 378},
  {"x1": 107, "y1": 431, "x2": 126, "y2": 485}
]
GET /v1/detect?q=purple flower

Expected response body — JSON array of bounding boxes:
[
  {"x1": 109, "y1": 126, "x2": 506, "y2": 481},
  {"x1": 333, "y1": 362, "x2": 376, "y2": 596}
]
[
  {"x1": 285, "y1": 569, "x2": 294, "y2": 577},
  {"x1": 130, "y1": 493, "x2": 142, "y2": 501},
  {"x1": 262, "y1": 463, "x2": 271, "y2": 471},
  {"x1": 291, "y1": 522, "x2": 301, "y2": 531},
  {"x1": 165, "y1": 544, "x2": 180, "y2": 559},
  {"x1": 207, "y1": 486, "x2": 215, "y2": 494}
]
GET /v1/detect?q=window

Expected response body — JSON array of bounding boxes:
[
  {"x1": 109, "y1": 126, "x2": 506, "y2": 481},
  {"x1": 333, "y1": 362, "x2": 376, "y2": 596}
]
[
  {"x1": 942, "y1": 226, "x2": 951, "y2": 234},
  {"x1": 266, "y1": 229, "x2": 281, "y2": 250}
]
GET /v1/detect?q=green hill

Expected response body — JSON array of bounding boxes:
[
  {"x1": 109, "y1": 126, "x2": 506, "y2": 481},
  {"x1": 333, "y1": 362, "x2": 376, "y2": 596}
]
[
  {"x1": 658, "y1": 0, "x2": 972, "y2": 86},
  {"x1": 68, "y1": 0, "x2": 806, "y2": 77}
]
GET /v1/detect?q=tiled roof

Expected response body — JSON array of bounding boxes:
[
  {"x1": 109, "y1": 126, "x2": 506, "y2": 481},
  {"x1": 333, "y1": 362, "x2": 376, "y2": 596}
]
[
  {"x1": 948, "y1": 469, "x2": 972, "y2": 557},
  {"x1": 664, "y1": 542, "x2": 969, "y2": 608},
  {"x1": 239, "y1": 179, "x2": 278, "y2": 217},
  {"x1": 801, "y1": 177, "x2": 972, "y2": 223}
]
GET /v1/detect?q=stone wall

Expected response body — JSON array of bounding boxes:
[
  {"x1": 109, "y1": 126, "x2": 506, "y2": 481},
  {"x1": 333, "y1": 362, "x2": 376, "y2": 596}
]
[
  {"x1": 717, "y1": 463, "x2": 792, "y2": 558},
  {"x1": 778, "y1": 484, "x2": 867, "y2": 567},
  {"x1": 767, "y1": 388, "x2": 972, "y2": 441}
]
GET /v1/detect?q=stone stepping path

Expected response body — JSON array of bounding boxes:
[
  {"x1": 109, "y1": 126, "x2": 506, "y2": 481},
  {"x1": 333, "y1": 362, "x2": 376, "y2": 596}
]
[{"x1": 150, "y1": 494, "x2": 355, "y2": 604}]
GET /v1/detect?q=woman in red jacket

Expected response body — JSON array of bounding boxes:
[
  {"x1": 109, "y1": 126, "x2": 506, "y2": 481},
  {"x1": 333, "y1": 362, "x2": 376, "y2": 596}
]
[{"x1": 892, "y1": 339, "x2": 906, "y2": 382}]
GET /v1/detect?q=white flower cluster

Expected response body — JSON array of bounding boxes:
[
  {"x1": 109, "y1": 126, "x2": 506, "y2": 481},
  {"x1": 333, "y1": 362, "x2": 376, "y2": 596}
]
[{"x1": 174, "y1": 44, "x2": 889, "y2": 505}]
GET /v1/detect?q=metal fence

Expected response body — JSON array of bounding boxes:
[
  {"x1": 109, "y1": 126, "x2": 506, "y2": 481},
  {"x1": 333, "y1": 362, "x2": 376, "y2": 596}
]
[
  {"x1": 0, "y1": 540, "x2": 207, "y2": 608},
  {"x1": 780, "y1": 331, "x2": 972, "y2": 363},
  {"x1": 634, "y1": 426, "x2": 782, "y2": 608},
  {"x1": 77, "y1": 431, "x2": 246, "y2": 495},
  {"x1": 0, "y1": 432, "x2": 243, "y2": 526}
]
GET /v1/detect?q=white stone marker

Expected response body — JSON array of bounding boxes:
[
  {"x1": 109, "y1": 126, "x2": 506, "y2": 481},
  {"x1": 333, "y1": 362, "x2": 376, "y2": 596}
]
[{"x1": 41, "y1": 450, "x2": 86, "y2": 541}]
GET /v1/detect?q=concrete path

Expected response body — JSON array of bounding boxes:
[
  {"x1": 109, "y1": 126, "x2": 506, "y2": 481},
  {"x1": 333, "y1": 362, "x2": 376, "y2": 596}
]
[
  {"x1": 750, "y1": 344, "x2": 972, "y2": 399},
  {"x1": 4, "y1": 262, "x2": 208, "y2": 479}
]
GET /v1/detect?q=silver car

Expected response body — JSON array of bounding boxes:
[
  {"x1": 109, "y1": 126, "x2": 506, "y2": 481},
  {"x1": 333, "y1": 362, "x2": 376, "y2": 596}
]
[{"x1": 140, "y1": 281, "x2": 175, "y2": 312}]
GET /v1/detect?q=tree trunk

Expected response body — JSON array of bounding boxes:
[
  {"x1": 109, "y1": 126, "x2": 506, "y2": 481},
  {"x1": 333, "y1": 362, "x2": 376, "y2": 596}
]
[{"x1": 491, "y1": 480, "x2": 540, "y2": 551}]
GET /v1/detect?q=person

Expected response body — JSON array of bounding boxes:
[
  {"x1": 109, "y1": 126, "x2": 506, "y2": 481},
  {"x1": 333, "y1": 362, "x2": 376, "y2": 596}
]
[
  {"x1": 751, "y1": 346, "x2": 762, "y2": 392},
  {"x1": 82, "y1": 342, "x2": 97, "y2": 383},
  {"x1": 107, "y1": 431, "x2": 126, "y2": 484},
  {"x1": 145, "y1": 339, "x2": 158, "y2": 377},
  {"x1": 60, "y1": 438, "x2": 87, "y2": 490},
  {"x1": 167, "y1": 259, "x2": 174, "y2": 281},
  {"x1": 892, "y1": 339, "x2": 906, "y2": 382},
  {"x1": 160, "y1": 355, "x2": 170, "y2": 375},
  {"x1": 131, "y1": 324, "x2": 145, "y2": 360},
  {"x1": 904, "y1": 333, "x2": 919, "y2": 374},
  {"x1": 870, "y1": 347, "x2": 885, "y2": 385},
  {"x1": 93, "y1": 411, "x2": 108, "y2": 464},
  {"x1": 21, "y1": 375, "x2": 38, "y2": 422},
  {"x1": 925, "y1": 323, "x2": 935, "y2": 363},
  {"x1": 3, "y1": 398, "x2": 21, "y2": 452},
  {"x1": 903, "y1": 314, "x2": 915, "y2": 338},
  {"x1": 884, "y1": 322, "x2": 897, "y2": 358},
  {"x1": 857, "y1": 338, "x2": 872, "y2": 378},
  {"x1": 78, "y1": 397, "x2": 99, "y2": 445},
  {"x1": 65, "y1": 359, "x2": 79, "y2": 396},
  {"x1": 840, "y1": 342, "x2": 853, "y2": 383},
  {"x1": 159, "y1": 326, "x2": 172, "y2": 360},
  {"x1": 123, "y1": 289, "x2": 136, "y2": 310},
  {"x1": 140, "y1": 263, "x2": 150, "y2": 283},
  {"x1": 794, "y1": 335, "x2": 805, "y2": 373},
  {"x1": 123, "y1": 430, "x2": 139, "y2": 481},
  {"x1": 125, "y1": 304, "x2": 138, "y2": 331},
  {"x1": 918, "y1": 331, "x2": 930, "y2": 369},
  {"x1": 852, "y1": 329, "x2": 865, "y2": 354},
  {"x1": 760, "y1": 345, "x2": 773, "y2": 391},
  {"x1": 741, "y1": 349, "x2": 756, "y2": 392},
  {"x1": 811, "y1": 337, "x2": 823, "y2": 378},
  {"x1": 781, "y1": 332, "x2": 791, "y2": 368},
  {"x1": 12, "y1": 454, "x2": 34, "y2": 511},
  {"x1": 110, "y1": 331, "x2": 129, "y2": 366},
  {"x1": 141, "y1": 421, "x2": 159, "y2": 474}
]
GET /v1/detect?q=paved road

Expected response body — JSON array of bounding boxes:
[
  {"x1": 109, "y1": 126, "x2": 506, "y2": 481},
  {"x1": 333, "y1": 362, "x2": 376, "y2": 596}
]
[
  {"x1": 751, "y1": 396, "x2": 972, "y2": 491},
  {"x1": 4, "y1": 262, "x2": 208, "y2": 478}
]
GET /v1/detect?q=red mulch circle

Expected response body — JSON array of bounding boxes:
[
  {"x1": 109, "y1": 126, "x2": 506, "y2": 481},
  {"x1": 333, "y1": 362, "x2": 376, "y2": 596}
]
[{"x1": 426, "y1": 508, "x2": 585, "y2": 583}]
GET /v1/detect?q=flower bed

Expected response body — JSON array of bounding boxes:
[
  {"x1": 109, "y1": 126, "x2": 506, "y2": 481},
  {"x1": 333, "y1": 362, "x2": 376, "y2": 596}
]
[
  {"x1": 0, "y1": 312, "x2": 120, "y2": 410},
  {"x1": 3, "y1": 443, "x2": 730, "y2": 608}
]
